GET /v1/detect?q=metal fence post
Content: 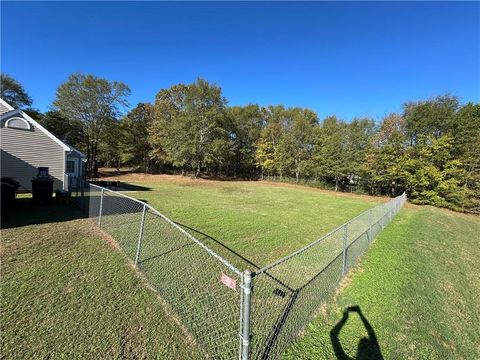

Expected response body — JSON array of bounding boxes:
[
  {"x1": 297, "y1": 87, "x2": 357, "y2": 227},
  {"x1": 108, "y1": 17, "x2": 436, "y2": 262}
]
[
  {"x1": 240, "y1": 270, "x2": 252, "y2": 360},
  {"x1": 342, "y1": 224, "x2": 348, "y2": 275},
  {"x1": 368, "y1": 208, "x2": 373, "y2": 243},
  {"x1": 135, "y1": 204, "x2": 147, "y2": 266},
  {"x1": 98, "y1": 188, "x2": 104, "y2": 227},
  {"x1": 80, "y1": 180, "x2": 85, "y2": 211}
]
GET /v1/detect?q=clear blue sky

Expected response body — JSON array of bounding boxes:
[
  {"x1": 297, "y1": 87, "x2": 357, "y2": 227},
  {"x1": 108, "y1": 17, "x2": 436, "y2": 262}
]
[{"x1": 1, "y1": 1, "x2": 479, "y2": 120}]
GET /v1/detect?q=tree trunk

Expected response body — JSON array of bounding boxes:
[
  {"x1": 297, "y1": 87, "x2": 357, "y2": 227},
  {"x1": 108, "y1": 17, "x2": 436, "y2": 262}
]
[
  {"x1": 335, "y1": 177, "x2": 339, "y2": 192},
  {"x1": 295, "y1": 159, "x2": 300, "y2": 183}
]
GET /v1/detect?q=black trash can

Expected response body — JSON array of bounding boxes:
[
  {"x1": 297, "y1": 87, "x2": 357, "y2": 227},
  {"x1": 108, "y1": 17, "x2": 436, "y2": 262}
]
[{"x1": 32, "y1": 167, "x2": 54, "y2": 205}]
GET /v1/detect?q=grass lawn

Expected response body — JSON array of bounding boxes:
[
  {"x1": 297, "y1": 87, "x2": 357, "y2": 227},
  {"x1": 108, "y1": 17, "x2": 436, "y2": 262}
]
[
  {"x1": 102, "y1": 173, "x2": 385, "y2": 269},
  {"x1": 2, "y1": 174, "x2": 479, "y2": 359},
  {"x1": 284, "y1": 205, "x2": 480, "y2": 360},
  {"x1": 0, "y1": 199, "x2": 202, "y2": 360}
]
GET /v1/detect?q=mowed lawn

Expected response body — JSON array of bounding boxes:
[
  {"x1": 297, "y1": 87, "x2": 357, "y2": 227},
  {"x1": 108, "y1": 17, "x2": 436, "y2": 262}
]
[
  {"x1": 2, "y1": 175, "x2": 479, "y2": 359},
  {"x1": 285, "y1": 206, "x2": 480, "y2": 360},
  {"x1": 107, "y1": 173, "x2": 385, "y2": 268},
  {"x1": 1, "y1": 201, "x2": 202, "y2": 360}
]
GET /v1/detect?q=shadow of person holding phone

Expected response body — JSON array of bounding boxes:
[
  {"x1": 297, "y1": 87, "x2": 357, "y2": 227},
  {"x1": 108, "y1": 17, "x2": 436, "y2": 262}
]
[{"x1": 330, "y1": 305, "x2": 384, "y2": 360}]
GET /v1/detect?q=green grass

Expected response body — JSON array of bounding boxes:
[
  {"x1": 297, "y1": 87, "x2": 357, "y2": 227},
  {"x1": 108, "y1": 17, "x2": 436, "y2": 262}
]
[
  {"x1": 0, "y1": 200, "x2": 202, "y2": 360},
  {"x1": 284, "y1": 206, "x2": 480, "y2": 360},
  {"x1": 115, "y1": 175, "x2": 384, "y2": 268},
  {"x1": 3, "y1": 176, "x2": 479, "y2": 359}
]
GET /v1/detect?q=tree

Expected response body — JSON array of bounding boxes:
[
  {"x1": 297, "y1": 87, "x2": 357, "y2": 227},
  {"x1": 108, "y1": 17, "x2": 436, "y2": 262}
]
[
  {"x1": 312, "y1": 116, "x2": 349, "y2": 191},
  {"x1": 0, "y1": 73, "x2": 33, "y2": 108},
  {"x1": 23, "y1": 108, "x2": 44, "y2": 121},
  {"x1": 275, "y1": 108, "x2": 317, "y2": 182},
  {"x1": 255, "y1": 106, "x2": 289, "y2": 179},
  {"x1": 226, "y1": 105, "x2": 264, "y2": 177},
  {"x1": 97, "y1": 118, "x2": 123, "y2": 170},
  {"x1": 364, "y1": 114, "x2": 408, "y2": 196},
  {"x1": 345, "y1": 117, "x2": 375, "y2": 182},
  {"x1": 119, "y1": 103, "x2": 154, "y2": 171},
  {"x1": 53, "y1": 73, "x2": 130, "y2": 176},
  {"x1": 403, "y1": 95, "x2": 459, "y2": 145},
  {"x1": 151, "y1": 78, "x2": 228, "y2": 177},
  {"x1": 455, "y1": 103, "x2": 480, "y2": 210},
  {"x1": 404, "y1": 135, "x2": 467, "y2": 209},
  {"x1": 39, "y1": 110, "x2": 84, "y2": 149}
]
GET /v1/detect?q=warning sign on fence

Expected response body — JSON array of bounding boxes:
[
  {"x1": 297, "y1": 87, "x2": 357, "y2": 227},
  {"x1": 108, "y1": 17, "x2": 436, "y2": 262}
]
[{"x1": 220, "y1": 273, "x2": 237, "y2": 290}]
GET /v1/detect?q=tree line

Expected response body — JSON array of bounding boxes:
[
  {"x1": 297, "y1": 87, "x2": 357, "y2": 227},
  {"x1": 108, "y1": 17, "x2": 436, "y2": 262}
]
[{"x1": 1, "y1": 73, "x2": 479, "y2": 212}]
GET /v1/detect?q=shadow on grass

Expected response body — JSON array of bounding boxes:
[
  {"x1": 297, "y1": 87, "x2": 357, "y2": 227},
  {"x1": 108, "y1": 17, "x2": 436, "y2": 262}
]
[
  {"x1": 88, "y1": 180, "x2": 152, "y2": 192},
  {"x1": 1, "y1": 197, "x2": 87, "y2": 229},
  {"x1": 330, "y1": 305, "x2": 384, "y2": 360},
  {"x1": 174, "y1": 222, "x2": 292, "y2": 289},
  {"x1": 175, "y1": 222, "x2": 261, "y2": 271}
]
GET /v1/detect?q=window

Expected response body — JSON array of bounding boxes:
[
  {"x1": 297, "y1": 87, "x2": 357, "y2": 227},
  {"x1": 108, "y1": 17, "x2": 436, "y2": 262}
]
[
  {"x1": 5, "y1": 117, "x2": 31, "y2": 130},
  {"x1": 66, "y1": 160, "x2": 76, "y2": 174}
]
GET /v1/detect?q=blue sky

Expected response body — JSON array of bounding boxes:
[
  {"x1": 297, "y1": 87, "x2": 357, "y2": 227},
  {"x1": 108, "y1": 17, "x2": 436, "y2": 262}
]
[{"x1": 1, "y1": 1, "x2": 479, "y2": 120}]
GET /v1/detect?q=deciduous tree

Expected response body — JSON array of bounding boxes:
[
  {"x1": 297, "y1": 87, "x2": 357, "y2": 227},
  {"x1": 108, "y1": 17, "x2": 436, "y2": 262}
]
[{"x1": 53, "y1": 73, "x2": 130, "y2": 176}]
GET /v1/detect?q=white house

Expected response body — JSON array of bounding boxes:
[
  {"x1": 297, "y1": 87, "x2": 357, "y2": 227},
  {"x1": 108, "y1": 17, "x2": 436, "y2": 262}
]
[{"x1": 0, "y1": 98, "x2": 85, "y2": 192}]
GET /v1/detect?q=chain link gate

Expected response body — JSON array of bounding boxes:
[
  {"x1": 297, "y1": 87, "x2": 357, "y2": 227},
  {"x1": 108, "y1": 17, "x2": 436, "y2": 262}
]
[{"x1": 72, "y1": 181, "x2": 406, "y2": 359}]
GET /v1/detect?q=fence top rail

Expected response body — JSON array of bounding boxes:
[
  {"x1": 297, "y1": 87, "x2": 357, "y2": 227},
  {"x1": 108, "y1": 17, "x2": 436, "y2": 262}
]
[
  {"x1": 252, "y1": 192, "x2": 406, "y2": 276},
  {"x1": 85, "y1": 181, "x2": 242, "y2": 276}
]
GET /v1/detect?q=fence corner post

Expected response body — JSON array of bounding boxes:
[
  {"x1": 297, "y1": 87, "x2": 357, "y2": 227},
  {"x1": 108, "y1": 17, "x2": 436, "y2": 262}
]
[
  {"x1": 98, "y1": 188, "x2": 104, "y2": 227},
  {"x1": 342, "y1": 224, "x2": 348, "y2": 276},
  {"x1": 240, "y1": 269, "x2": 252, "y2": 360},
  {"x1": 135, "y1": 204, "x2": 147, "y2": 266}
]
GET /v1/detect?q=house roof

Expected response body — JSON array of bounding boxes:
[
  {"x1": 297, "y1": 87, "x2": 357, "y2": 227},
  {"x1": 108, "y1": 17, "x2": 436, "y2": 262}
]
[{"x1": 0, "y1": 98, "x2": 86, "y2": 158}]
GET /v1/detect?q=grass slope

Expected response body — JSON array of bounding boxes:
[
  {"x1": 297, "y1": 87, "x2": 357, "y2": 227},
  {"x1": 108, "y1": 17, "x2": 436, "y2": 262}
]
[
  {"x1": 284, "y1": 206, "x2": 480, "y2": 360},
  {"x1": 1, "y1": 201, "x2": 202, "y2": 360}
]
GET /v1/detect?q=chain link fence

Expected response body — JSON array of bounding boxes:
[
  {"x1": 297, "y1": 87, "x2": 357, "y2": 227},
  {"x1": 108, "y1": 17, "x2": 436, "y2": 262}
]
[
  {"x1": 248, "y1": 193, "x2": 406, "y2": 359},
  {"x1": 72, "y1": 182, "x2": 243, "y2": 359},
  {"x1": 72, "y1": 181, "x2": 406, "y2": 359}
]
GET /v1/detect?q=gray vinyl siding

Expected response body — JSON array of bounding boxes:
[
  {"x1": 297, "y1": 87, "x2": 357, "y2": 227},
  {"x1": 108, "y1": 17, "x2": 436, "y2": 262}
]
[
  {"x1": 1, "y1": 115, "x2": 65, "y2": 191},
  {"x1": 0, "y1": 102, "x2": 12, "y2": 115}
]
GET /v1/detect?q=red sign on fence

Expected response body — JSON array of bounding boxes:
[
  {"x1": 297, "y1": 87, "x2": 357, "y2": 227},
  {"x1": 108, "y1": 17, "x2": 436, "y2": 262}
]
[{"x1": 220, "y1": 273, "x2": 237, "y2": 290}]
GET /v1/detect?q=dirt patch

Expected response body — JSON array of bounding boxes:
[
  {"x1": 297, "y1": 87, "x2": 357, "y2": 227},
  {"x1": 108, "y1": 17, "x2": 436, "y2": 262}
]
[{"x1": 80, "y1": 220, "x2": 121, "y2": 251}]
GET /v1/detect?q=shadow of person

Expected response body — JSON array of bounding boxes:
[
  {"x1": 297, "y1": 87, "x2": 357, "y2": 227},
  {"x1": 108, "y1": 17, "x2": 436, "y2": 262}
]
[{"x1": 330, "y1": 305, "x2": 384, "y2": 360}]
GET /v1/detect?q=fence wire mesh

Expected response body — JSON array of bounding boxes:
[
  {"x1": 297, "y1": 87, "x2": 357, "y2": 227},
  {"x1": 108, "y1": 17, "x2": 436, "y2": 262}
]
[
  {"x1": 249, "y1": 193, "x2": 406, "y2": 359},
  {"x1": 72, "y1": 181, "x2": 406, "y2": 360},
  {"x1": 72, "y1": 182, "x2": 243, "y2": 360}
]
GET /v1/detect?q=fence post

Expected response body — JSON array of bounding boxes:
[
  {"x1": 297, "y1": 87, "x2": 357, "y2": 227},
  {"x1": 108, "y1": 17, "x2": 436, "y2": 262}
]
[
  {"x1": 342, "y1": 224, "x2": 348, "y2": 276},
  {"x1": 98, "y1": 188, "x2": 104, "y2": 227},
  {"x1": 240, "y1": 270, "x2": 252, "y2": 360},
  {"x1": 80, "y1": 180, "x2": 85, "y2": 211},
  {"x1": 368, "y1": 208, "x2": 373, "y2": 243},
  {"x1": 135, "y1": 204, "x2": 147, "y2": 266}
]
